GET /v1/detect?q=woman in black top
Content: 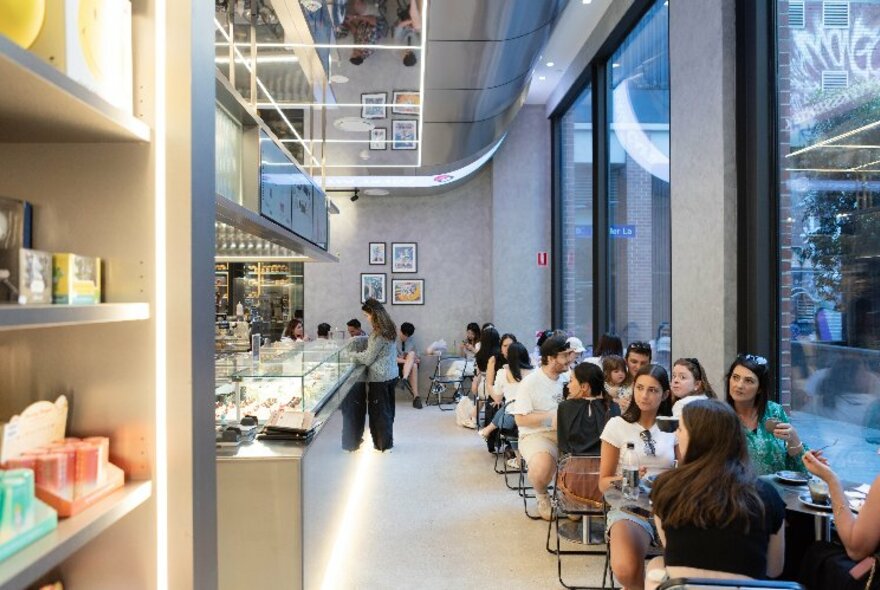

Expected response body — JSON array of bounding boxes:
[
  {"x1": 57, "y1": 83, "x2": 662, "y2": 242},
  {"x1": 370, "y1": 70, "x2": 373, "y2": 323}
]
[
  {"x1": 474, "y1": 327, "x2": 504, "y2": 451},
  {"x1": 648, "y1": 399, "x2": 786, "y2": 587}
]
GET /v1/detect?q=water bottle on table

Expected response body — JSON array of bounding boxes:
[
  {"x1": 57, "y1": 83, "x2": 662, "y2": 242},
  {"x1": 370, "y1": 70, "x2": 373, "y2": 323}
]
[{"x1": 621, "y1": 441, "x2": 640, "y2": 501}]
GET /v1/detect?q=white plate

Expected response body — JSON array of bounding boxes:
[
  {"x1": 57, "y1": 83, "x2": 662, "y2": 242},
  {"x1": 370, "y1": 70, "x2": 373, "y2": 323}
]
[
  {"x1": 798, "y1": 492, "x2": 832, "y2": 511},
  {"x1": 775, "y1": 470, "x2": 810, "y2": 485}
]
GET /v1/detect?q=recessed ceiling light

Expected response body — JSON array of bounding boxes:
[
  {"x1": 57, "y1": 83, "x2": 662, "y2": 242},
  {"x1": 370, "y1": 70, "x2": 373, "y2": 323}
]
[
  {"x1": 359, "y1": 150, "x2": 370, "y2": 160},
  {"x1": 333, "y1": 117, "x2": 375, "y2": 132},
  {"x1": 612, "y1": 63, "x2": 621, "y2": 68},
  {"x1": 538, "y1": 76, "x2": 546, "y2": 81},
  {"x1": 329, "y1": 74, "x2": 349, "y2": 83},
  {"x1": 583, "y1": 0, "x2": 592, "y2": 3},
  {"x1": 546, "y1": 61, "x2": 555, "y2": 67},
  {"x1": 364, "y1": 188, "x2": 390, "y2": 196}
]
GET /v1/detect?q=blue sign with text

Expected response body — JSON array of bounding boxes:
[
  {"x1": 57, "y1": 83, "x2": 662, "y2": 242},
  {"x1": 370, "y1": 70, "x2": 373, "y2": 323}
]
[{"x1": 610, "y1": 225, "x2": 636, "y2": 238}]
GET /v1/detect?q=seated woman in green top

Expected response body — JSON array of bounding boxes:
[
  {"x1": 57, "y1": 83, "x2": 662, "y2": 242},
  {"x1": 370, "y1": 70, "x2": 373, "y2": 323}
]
[{"x1": 725, "y1": 354, "x2": 807, "y2": 475}]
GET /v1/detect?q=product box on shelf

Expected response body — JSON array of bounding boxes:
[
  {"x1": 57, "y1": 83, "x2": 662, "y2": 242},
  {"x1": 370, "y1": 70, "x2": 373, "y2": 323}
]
[
  {"x1": 0, "y1": 248, "x2": 53, "y2": 304},
  {"x1": 0, "y1": 396, "x2": 125, "y2": 518},
  {"x1": 0, "y1": 468, "x2": 57, "y2": 562},
  {"x1": 0, "y1": 196, "x2": 33, "y2": 250},
  {"x1": 28, "y1": 0, "x2": 133, "y2": 113},
  {"x1": 52, "y1": 253, "x2": 101, "y2": 304}
]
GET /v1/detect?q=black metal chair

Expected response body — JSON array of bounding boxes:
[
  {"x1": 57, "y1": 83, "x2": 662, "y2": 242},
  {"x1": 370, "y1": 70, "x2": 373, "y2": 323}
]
[
  {"x1": 657, "y1": 579, "x2": 805, "y2": 590},
  {"x1": 426, "y1": 356, "x2": 473, "y2": 410},
  {"x1": 545, "y1": 454, "x2": 608, "y2": 589}
]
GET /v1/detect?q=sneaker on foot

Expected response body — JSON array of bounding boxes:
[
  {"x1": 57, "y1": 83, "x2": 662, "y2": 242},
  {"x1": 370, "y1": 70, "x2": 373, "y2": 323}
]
[
  {"x1": 537, "y1": 494, "x2": 553, "y2": 521},
  {"x1": 506, "y1": 457, "x2": 521, "y2": 470},
  {"x1": 412, "y1": 396, "x2": 423, "y2": 409}
]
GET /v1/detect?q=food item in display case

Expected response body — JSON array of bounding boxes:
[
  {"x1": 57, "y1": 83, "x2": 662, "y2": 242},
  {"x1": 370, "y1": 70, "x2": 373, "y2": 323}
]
[
  {"x1": 52, "y1": 253, "x2": 101, "y2": 304},
  {"x1": 28, "y1": 0, "x2": 133, "y2": 113}
]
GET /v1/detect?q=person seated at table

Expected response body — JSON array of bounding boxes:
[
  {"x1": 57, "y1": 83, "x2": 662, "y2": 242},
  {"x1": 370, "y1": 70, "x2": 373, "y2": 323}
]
[
  {"x1": 316, "y1": 322, "x2": 331, "y2": 340},
  {"x1": 558, "y1": 361, "x2": 619, "y2": 456},
  {"x1": 645, "y1": 399, "x2": 786, "y2": 589},
  {"x1": 669, "y1": 357, "x2": 717, "y2": 417},
  {"x1": 509, "y1": 335, "x2": 570, "y2": 520},
  {"x1": 725, "y1": 353, "x2": 807, "y2": 475},
  {"x1": 599, "y1": 364, "x2": 678, "y2": 590},
  {"x1": 459, "y1": 322, "x2": 481, "y2": 357},
  {"x1": 478, "y1": 341, "x2": 532, "y2": 468},
  {"x1": 396, "y1": 322, "x2": 422, "y2": 409},
  {"x1": 798, "y1": 451, "x2": 880, "y2": 589}
]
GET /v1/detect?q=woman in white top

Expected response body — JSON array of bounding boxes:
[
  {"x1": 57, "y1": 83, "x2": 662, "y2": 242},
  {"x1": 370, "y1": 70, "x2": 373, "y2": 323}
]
[
  {"x1": 670, "y1": 357, "x2": 717, "y2": 418},
  {"x1": 478, "y1": 340, "x2": 531, "y2": 441},
  {"x1": 600, "y1": 364, "x2": 678, "y2": 590}
]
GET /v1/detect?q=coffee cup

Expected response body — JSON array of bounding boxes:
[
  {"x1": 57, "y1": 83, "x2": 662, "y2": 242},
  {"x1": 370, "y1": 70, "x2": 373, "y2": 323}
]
[
  {"x1": 656, "y1": 416, "x2": 679, "y2": 433},
  {"x1": 808, "y1": 479, "x2": 830, "y2": 505}
]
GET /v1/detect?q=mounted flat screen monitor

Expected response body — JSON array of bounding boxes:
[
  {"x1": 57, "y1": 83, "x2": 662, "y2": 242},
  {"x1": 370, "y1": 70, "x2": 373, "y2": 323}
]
[
  {"x1": 289, "y1": 175, "x2": 314, "y2": 242},
  {"x1": 259, "y1": 132, "x2": 294, "y2": 230},
  {"x1": 312, "y1": 186, "x2": 328, "y2": 250}
]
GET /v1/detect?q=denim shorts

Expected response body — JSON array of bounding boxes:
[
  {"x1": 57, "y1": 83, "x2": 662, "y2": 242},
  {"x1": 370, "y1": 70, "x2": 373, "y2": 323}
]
[{"x1": 605, "y1": 507, "x2": 657, "y2": 544}]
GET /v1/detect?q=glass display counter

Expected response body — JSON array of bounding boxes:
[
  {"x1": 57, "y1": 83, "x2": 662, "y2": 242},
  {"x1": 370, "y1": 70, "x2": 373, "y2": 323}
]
[{"x1": 215, "y1": 339, "x2": 355, "y2": 425}]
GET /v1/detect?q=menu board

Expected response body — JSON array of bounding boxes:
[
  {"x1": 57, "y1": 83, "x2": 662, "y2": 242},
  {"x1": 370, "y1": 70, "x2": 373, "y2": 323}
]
[
  {"x1": 290, "y1": 175, "x2": 314, "y2": 241},
  {"x1": 312, "y1": 187, "x2": 328, "y2": 249},
  {"x1": 259, "y1": 132, "x2": 294, "y2": 229}
]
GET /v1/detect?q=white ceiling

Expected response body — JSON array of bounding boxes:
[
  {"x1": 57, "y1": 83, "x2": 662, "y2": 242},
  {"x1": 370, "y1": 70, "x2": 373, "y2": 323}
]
[{"x1": 525, "y1": 0, "x2": 615, "y2": 105}]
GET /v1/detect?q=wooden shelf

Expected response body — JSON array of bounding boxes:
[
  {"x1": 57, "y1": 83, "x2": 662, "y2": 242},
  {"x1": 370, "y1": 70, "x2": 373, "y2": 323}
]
[
  {"x1": 0, "y1": 36, "x2": 150, "y2": 143},
  {"x1": 0, "y1": 481, "x2": 152, "y2": 590},
  {"x1": 0, "y1": 303, "x2": 150, "y2": 331}
]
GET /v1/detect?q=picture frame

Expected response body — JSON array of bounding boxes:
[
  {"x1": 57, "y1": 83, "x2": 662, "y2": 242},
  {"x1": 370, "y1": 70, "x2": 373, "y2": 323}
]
[
  {"x1": 369, "y1": 128, "x2": 387, "y2": 150},
  {"x1": 361, "y1": 92, "x2": 387, "y2": 119},
  {"x1": 360, "y1": 273, "x2": 386, "y2": 303},
  {"x1": 392, "y1": 120, "x2": 418, "y2": 150},
  {"x1": 392, "y1": 90, "x2": 420, "y2": 115},
  {"x1": 368, "y1": 242, "x2": 386, "y2": 265},
  {"x1": 391, "y1": 242, "x2": 417, "y2": 273},
  {"x1": 392, "y1": 279, "x2": 424, "y2": 305}
]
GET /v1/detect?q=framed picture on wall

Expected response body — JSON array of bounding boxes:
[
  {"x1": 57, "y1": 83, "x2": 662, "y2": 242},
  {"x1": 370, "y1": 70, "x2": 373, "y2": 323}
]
[
  {"x1": 361, "y1": 92, "x2": 387, "y2": 119},
  {"x1": 392, "y1": 91, "x2": 420, "y2": 115},
  {"x1": 391, "y1": 242, "x2": 417, "y2": 273},
  {"x1": 369, "y1": 128, "x2": 387, "y2": 150},
  {"x1": 392, "y1": 279, "x2": 424, "y2": 305},
  {"x1": 369, "y1": 242, "x2": 386, "y2": 265},
  {"x1": 360, "y1": 273, "x2": 387, "y2": 303},
  {"x1": 392, "y1": 120, "x2": 417, "y2": 150}
]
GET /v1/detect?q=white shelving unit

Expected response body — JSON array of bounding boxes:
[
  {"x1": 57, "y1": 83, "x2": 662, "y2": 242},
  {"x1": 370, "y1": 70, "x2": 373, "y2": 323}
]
[
  {"x1": 0, "y1": 3, "x2": 218, "y2": 587},
  {"x1": 0, "y1": 482, "x2": 152, "y2": 590}
]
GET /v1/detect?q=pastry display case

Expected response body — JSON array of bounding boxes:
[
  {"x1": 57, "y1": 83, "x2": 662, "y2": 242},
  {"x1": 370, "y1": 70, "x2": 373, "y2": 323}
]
[{"x1": 215, "y1": 339, "x2": 355, "y2": 425}]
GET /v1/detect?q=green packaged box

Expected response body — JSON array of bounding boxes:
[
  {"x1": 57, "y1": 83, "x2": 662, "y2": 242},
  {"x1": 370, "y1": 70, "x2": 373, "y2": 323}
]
[{"x1": 53, "y1": 253, "x2": 102, "y2": 305}]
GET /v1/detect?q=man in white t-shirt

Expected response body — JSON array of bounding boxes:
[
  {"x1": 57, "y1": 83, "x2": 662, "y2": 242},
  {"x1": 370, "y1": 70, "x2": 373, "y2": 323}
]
[{"x1": 509, "y1": 335, "x2": 569, "y2": 520}]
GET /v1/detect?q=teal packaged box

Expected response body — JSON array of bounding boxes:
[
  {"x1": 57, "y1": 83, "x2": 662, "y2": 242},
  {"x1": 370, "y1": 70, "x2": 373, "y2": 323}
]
[{"x1": 53, "y1": 253, "x2": 102, "y2": 304}]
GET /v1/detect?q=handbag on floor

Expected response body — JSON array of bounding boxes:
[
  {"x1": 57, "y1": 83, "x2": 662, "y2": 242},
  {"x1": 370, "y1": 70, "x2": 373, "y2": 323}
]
[{"x1": 799, "y1": 541, "x2": 879, "y2": 590}]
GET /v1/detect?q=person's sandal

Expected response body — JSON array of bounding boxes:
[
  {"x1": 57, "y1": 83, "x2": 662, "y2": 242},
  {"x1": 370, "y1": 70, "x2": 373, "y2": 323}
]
[{"x1": 478, "y1": 427, "x2": 490, "y2": 441}]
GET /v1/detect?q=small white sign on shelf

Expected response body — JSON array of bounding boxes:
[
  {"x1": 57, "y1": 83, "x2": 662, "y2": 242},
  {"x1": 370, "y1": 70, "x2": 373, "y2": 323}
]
[{"x1": 0, "y1": 395, "x2": 68, "y2": 464}]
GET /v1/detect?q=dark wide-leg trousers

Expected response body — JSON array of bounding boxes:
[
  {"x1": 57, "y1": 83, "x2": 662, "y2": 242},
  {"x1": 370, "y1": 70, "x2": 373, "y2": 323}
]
[{"x1": 341, "y1": 379, "x2": 395, "y2": 451}]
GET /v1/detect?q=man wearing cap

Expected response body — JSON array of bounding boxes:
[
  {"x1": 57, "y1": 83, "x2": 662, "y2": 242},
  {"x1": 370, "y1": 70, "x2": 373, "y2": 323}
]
[
  {"x1": 566, "y1": 336, "x2": 587, "y2": 368},
  {"x1": 508, "y1": 334, "x2": 570, "y2": 521}
]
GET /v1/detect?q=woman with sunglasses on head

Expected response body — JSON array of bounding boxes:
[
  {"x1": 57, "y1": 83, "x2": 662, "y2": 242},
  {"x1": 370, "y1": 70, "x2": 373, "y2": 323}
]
[
  {"x1": 725, "y1": 354, "x2": 808, "y2": 476},
  {"x1": 600, "y1": 364, "x2": 678, "y2": 590},
  {"x1": 646, "y1": 399, "x2": 786, "y2": 589}
]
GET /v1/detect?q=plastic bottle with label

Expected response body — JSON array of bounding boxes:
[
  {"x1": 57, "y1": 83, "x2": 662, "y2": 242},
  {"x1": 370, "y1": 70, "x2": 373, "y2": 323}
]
[
  {"x1": 236, "y1": 301, "x2": 244, "y2": 319},
  {"x1": 621, "y1": 441, "x2": 640, "y2": 501}
]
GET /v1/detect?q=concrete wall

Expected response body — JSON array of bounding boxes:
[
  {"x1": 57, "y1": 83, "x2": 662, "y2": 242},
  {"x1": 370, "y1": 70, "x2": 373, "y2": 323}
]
[
  {"x1": 669, "y1": 0, "x2": 738, "y2": 392},
  {"x1": 304, "y1": 167, "x2": 494, "y2": 351},
  {"x1": 491, "y1": 105, "x2": 553, "y2": 342}
]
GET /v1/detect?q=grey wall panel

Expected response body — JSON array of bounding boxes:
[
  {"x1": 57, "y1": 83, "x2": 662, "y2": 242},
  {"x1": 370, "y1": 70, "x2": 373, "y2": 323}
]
[
  {"x1": 670, "y1": 0, "x2": 738, "y2": 393},
  {"x1": 424, "y1": 75, "x2": 529, "y2": 122},
  {"x1": 492, "y1": 105, "x2": 552, "y2": 342},
  {"x1": 305, "y1": 167, "x2": 494, "y2": 351}
]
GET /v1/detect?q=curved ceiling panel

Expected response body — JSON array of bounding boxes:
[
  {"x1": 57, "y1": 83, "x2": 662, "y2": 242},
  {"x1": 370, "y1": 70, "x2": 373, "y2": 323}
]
[
  {"x1": 427, "y1": 0, "x2": 560, "y2": 41},
  {"x1": 424, "y1": 75, "x2": 529, "y2": 122},
  {"x1": 425, "y1": 31, "x2": 549, "y2": 90}
]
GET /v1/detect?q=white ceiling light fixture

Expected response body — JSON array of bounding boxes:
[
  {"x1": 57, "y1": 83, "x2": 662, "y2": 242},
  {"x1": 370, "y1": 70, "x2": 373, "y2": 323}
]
[
  {"x1": 538, "y1": 76, "x2": 547, "y2": 81},
  {"x1": 333, "y1": 117, "x2": 376, "y2": 132},
  {"x1": 583, "y1": 0, "x2": 592, "y2": 3},
  {"x1": 363, "y1": 188, "x2": 390, "y2": 196},
  {"x1": 329, "y1": 74, "x2": 349, "y2": 84},
  {"x1": 546, "y1": 61, "x2": 555, "y2": 67}
]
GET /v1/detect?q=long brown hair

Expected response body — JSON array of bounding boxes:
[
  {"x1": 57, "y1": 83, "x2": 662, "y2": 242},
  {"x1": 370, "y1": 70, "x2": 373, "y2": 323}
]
[
  {"x1": 672, "y1": 357, "x2": 718, "y2": 399},
  {"x1": 651, "y1": 399, "x2": 764, "y2": 532},
  {"x1": 283, "y1": 318, "x2": 303, "y2": 339},
  {"x1": 361, "y1": 298, "x2": 397, "y2": 340}
]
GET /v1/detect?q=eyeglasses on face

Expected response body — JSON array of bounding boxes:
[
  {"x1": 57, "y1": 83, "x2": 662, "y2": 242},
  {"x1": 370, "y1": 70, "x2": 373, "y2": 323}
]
[{"x1": 640, "y1": 429, "x2": 656, "y2": 456}]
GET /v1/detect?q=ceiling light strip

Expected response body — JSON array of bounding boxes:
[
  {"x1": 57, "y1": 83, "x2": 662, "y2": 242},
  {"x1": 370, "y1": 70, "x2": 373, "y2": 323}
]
[
  {"x1": 217, "y1": 42, "x2": 417, "y2": 50},
  {"x1": 417, "y1": 0, "x2": 428, "y2": 168},
  {"x1": 849, "y1": 158, "x2": 880, "y2": 171},
  {"x1": 785, "y1": 167, "x2": 880, "y2": 173},
  {"x1": 281, "y1": 139, "x2": 404, "y2": 144},
  {"x1": 785, "y1": 120, "x2": 880, "y2": 158},
  {"x1": 324, "y1": 164, "x2": 421, "y2": 168},
  {"x1": 256, "y1": 103, "x2": 421, "y2": 109}
]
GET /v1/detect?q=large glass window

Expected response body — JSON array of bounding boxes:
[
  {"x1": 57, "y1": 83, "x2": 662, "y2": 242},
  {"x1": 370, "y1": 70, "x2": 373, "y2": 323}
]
[
  {"x1": 607, "y1": 1, "x2": 671, "y2": 369},
  {"x1": 778, "y1": 0, "x2": 880, "y2": 482},
  {"x1": 559, "y1": 86, "x2": 594, "y2": 345}
]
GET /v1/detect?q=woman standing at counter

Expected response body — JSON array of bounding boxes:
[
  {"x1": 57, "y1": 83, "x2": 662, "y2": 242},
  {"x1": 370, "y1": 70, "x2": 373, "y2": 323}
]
[{"x1": 347, "y1": 298, "x2": 399, "y2": 452}]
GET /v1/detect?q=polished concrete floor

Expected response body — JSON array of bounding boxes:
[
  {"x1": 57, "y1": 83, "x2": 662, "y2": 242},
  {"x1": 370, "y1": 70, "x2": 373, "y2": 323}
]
[{"x1": 335, "y1": 393, "x2": 608, "y2": 589}]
